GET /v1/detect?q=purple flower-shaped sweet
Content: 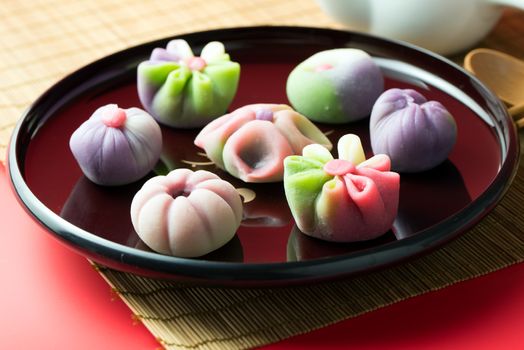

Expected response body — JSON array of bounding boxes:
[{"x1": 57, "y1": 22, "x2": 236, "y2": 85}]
[
  {"x1": 70, "y1": 104, "x2": 162, "y2": 186},
  {"x1": 369, "y1": 89, "x2": 457, "y2": 173}
]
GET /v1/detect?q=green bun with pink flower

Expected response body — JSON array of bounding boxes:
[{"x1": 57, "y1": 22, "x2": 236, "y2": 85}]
[
  {"x1": 286, "y1": 49, "x2": 384, "y2": 124},
  {"x1": 283, "y1": 134, "x2": 400, "y2": 242},
  {"x1": 137, "y1": 39, "x2": 240, "y2": 128}
]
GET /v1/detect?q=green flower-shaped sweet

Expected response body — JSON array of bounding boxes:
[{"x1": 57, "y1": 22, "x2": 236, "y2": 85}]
[
  {"x1": 284, "y1": 134, "x2": 400, "y2": 242},
  {"x1": 137, "y1": 40, "x2": 240, "y2": 128}
]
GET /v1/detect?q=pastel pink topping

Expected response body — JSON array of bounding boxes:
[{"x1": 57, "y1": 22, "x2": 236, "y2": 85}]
[
  {"x1": 314, "y1": 63, "x2": 333, "y2": 72},
  {"x1": 187, "y1": 57, "x2": 207, "y2": 71},
  {"x1": 255, "y1": 108, "x2": 274, "y2": 122},
  {"x1": 323, "y1": 159, "x2": 356, "y2": 176},
  {"x1": 102, "y1": 108, "x2": 127, "y2": 128}
]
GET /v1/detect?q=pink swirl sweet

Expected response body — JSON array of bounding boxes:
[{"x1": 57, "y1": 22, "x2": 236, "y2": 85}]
[
  {"x1": 130, "y1": 169, "x2": 243, "y2": 257},
  {"x1": 194, "y1": 103, "x2": 332, "y2": 183}
]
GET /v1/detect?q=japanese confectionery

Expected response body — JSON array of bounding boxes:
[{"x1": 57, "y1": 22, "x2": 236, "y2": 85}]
[
  {"x1": 194, "y1": 103, "x2": 332, "y2": 183},
  {"x1": 286, "y1": 48, "x2": 384, "y2": 123},
  {"x1": 130, "y1": 169, "x2": 243, "y2": 257},
  {"x1": 283, "y1": 134, "x2": 399, "y2": 242},
  {"x1": 69, "y1": 104, "x2": 162, "y2": 186},
  {"x1": 137, "y1": 39, "x2": 240, "y2": 128},
  {"x1": 369, "y1": 88, "x2": 457, "y2": 172}
]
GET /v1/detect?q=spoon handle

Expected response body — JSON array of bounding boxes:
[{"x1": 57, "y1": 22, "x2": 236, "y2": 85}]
[{"x1": 509, "y1": 104, "x2": 524, "y2": 128}]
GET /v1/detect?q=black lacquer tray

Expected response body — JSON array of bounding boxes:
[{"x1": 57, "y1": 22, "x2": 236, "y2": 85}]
[{"x1": 8, "y1": 26, "x2": 519, "y2": 286}]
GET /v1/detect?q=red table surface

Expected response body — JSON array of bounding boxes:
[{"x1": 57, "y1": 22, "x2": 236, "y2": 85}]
[{"x1": 1, "y1": 163, "x2": 523, "y2": 350}]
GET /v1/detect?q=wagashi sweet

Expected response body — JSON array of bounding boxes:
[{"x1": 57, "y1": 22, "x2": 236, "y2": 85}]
[
  {"x1": 369, "y1": 88, "x2": 457, "y2": 172},
  {"x1": 130, "y1": 169, "x2": 243, "y2": 257},
  {"x1": 69, "y1": 104, "x2": 162, "y2": 186},
  {"x1": 194, "y1": 103, "x2": 332, "y2": 183},
  {"x1": 283, "y1": 134, "x2": 399, "y2": 242},
  {"x1": 286, "y1": 48, "x2": 384, "y2": 123},
  {"x1": 137, "y1": 39, "x2": 240, "y2": 128}
]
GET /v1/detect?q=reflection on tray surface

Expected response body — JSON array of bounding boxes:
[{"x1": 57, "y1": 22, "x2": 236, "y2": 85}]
[
  {"x1": 287, "y1": 225, "x2": 397, "y2": 262},
  {"x1": 393, "y1": 160, "x2": 471, "y2": 239}
]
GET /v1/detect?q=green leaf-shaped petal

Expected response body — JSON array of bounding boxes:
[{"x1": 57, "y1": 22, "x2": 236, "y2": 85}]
[
  {"x1": 284, "y1": 156, "x2": 332, "y2": 231},
  {"x1": 206, "y1": 53, "x2": 231, "y2": 64},
  {"x1": 284, "y1": 155, "x2": 324, "y2": 176},
  {"x1": 138, "y1": 62, "x2": 181, "y2": 87},
  {"x1": 204, "y1": 61, "x2": 240, "y2": 105},
  {"x1": 186, "y1": 71, "x2": 213, "y2": 116},
  {"x1": 151, "y1": 66, "x2": 191, "y2": 124}
]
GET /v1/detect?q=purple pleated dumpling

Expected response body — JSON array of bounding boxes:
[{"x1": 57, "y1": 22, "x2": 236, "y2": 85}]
[
  {"x1": 70, "y1": 104, "x2": 162, "y2": 186},
  {"x1": 369, "y1": 88, "x2": 457, "y2": 172}
]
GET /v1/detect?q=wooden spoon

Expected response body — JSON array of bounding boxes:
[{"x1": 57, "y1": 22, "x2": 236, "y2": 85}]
[{"x1": 464, "y1": 48, "x2": 524, "y2": 128}]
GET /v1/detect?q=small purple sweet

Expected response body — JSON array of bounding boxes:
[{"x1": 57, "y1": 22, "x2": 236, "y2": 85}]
[
  {"x1": 70, "y1": 104, "x2": 162, "y2": 186},
  {"x1": 369, "y1": 88, "x2": 457, "y2": 173}
]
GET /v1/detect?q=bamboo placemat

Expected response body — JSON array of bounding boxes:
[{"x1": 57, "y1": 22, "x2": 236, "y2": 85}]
[{"x1": 2, "y1": 1, "x2": 524, "y2": 349}]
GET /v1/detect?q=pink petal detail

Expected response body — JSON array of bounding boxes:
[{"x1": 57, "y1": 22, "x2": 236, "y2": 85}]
[
  {"x1": 273, "y1": 109, "x2": 332, "y2": 153},
  {"x1": 358, "y1": 154, "x2": 391, "y2": 172},
  {"x1": 223, "y1": 120, "x2": 293, "y2": 182},
  {"x1": 323, "y1": 159, "x2": 355, "y2": 176}
]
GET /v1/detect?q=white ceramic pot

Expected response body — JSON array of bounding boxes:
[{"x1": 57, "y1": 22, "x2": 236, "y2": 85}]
[{"x1": 315, "y1": 0, "x2": 524, "y2": 55}]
